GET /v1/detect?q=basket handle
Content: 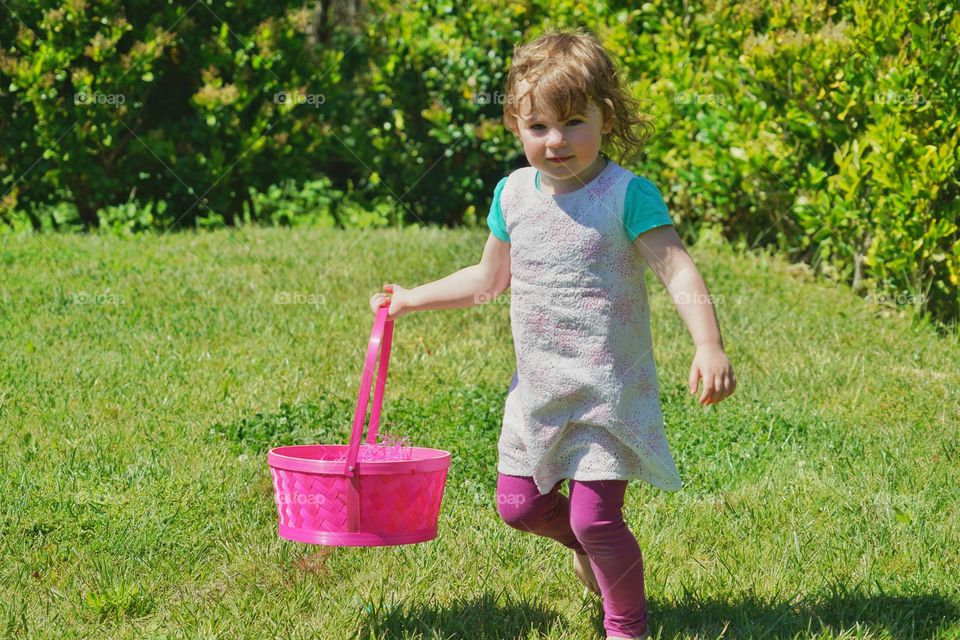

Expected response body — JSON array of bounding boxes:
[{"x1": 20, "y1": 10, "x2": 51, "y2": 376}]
[{"x1": 343, "y1": 302, "x2": 394, "y2": 477}]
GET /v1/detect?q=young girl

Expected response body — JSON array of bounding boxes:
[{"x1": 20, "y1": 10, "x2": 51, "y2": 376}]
[{"x1": 369, "y1": 28, "x2": 735, "y2": 640}]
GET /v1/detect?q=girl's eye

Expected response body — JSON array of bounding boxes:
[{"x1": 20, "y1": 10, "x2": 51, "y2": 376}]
[
  {"x1": 567, "y1": 118, "x2": 585, "y2": 126},
  {"x1": 530, "y1": 124, "x2": 546, "y2": 131}
]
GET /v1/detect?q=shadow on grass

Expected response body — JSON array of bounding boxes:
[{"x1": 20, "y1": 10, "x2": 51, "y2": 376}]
[
  {"x1": 360, "y1": 588, "x2": 958, "y2": 639},
  {"x1": 359, "y1": 590, "x2": 568, "y2": 639},
  {"x1": 651, "y1": 588, "x2": 959, "y2": 639}
]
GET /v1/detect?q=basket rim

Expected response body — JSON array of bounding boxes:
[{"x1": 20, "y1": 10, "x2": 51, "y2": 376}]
[
  {"x1": 268, "y1": 444, "x2": 451, "y2": 475},
  {"x1": 277, "y1": 523, "x2": 440, "y2": 546}
]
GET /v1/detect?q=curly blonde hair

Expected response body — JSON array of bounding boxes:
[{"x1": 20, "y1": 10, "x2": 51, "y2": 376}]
[{"x1": 502, "y1": 27, "x2": 654, "y2": 165}]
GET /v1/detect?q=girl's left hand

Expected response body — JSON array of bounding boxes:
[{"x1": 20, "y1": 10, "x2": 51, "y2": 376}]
[{"x1": 688, "y1": 344, "x2": 736, "y2": 405}]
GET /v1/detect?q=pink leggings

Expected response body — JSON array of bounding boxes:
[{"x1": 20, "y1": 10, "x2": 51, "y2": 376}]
[{"x1": 496, "y1": 472, "x2": 648, "y2": 639}]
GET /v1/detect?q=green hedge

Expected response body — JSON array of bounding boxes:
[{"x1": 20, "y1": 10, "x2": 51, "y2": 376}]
[
  {"x1": 625, "y1": 0, "x2": 960, "y2": 324},
  {"x1": 1, "y1": 0, "x2": 957, "y2": 322}
]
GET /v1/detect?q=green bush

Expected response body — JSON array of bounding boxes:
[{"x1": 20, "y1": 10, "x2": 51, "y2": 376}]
[
  {"x1": 625, "y1": 0, "x2": 960, "y2": 323},
  {"x1": 1, "y1": 0, "x2": 957, "y2": 323},
  {"x1": 0, "y1": 0, "x2": 347, "y2": 227},
  {"x1": 245, "y1": 178, "x2": 339, "y2": 228}
]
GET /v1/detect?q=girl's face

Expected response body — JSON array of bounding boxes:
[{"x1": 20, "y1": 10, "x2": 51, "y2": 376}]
[{"x1": 514, "y1": 84, "x2": 614, "y2": 193}]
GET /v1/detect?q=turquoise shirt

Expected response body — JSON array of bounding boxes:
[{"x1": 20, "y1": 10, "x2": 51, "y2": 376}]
[{"x1": 486, "y1": 170, "x2": 672, "y2": 243}]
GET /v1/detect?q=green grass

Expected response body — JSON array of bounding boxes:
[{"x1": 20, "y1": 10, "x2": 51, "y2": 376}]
[{"x1": 1, "y1": 227, "x2": 958, "y2": 639}]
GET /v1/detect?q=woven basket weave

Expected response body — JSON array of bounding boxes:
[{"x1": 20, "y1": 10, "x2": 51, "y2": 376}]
[{"x1": 267, "y1": 305, "x2": 451, "y2": 546}]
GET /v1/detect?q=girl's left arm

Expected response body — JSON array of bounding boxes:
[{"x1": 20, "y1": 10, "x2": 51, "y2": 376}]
[{"x1": 633, "y1": 226, "x2": 737, "y2": 405}]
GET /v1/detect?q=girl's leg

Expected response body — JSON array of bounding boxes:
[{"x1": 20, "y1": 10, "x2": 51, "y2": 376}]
[
  {"x1": 568, "y1": 479, "x2": 648, "y2": 639},
  {"x1": 495, "y1": 472, "x2": 585, "y2": 554}
]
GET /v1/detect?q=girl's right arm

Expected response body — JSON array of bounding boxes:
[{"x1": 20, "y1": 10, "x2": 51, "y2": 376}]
[{"x1": 369, "y1": 232, "x2": 511, "y2": 319}]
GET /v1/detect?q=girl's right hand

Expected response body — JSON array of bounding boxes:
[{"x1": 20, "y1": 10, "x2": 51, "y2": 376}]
[{"x1": 369, "y1": 283, "x2": 409, "y2": 321}]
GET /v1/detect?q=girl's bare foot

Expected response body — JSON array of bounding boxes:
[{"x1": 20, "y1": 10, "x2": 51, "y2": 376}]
[{"x1": 572, "y1": 550, "x2": 601, "y2": 595}]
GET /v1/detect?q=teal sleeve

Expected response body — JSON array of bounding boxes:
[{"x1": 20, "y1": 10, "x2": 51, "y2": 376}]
[
  {"x1": 623, "y1": 176, "x2": 673, "y2": 241},
  {"x1": 486, "y1": 177, "x2": 510, "y2": 242}
]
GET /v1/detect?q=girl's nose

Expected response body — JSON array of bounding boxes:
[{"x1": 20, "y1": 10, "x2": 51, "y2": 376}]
[{"x1": 546, "y1": 128, "x2": 566, "y2": 147}]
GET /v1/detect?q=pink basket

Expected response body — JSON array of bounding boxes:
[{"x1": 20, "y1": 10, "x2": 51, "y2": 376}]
[{"x1": 267, "y1": 304, "x2": 451, "y2": 546}]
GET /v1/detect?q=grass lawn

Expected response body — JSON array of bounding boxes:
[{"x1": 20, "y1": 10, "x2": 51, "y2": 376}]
[{"x1": 1, "y1": 226, "x2": 958, "y2": 639}]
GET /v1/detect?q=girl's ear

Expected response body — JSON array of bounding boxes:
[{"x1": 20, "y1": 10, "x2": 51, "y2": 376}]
[{"x1": 601, "y1": 98, "x2": 616, "y2": 134}]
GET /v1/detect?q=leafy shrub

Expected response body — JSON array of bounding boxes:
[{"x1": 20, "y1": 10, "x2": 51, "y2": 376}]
[
  {"x1": 608, "y1": 0, "x2": 958, "y2": 323},
  {"x1": 245, "y1": 178, "x2": 339, "y2": 228},
  {"x1": 1, "y1": 0, "x2": 956, "y2": 322},
  {"x1": 0, "y1": 0, "x2": 348, "y2": 227},
  {"x1": 97, "y1": 197, "x2": 168, "y2": 235}
]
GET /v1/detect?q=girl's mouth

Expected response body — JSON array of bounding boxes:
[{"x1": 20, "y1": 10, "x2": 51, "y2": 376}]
[{"x1": 547, "y1": 156, "x2": 573, "y2": 164}]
